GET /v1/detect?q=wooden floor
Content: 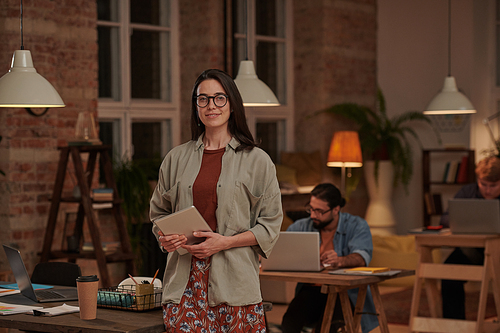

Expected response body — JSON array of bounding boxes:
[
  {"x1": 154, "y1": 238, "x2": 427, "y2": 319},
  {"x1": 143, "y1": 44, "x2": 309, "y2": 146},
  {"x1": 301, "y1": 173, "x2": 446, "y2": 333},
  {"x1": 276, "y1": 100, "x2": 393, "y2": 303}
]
[
  {"x1": 265, "y1": 286, "x2": 412, "y2": 333},
  {"x1": 266, "y1": 302, "x2": 408, "y2": 333}
]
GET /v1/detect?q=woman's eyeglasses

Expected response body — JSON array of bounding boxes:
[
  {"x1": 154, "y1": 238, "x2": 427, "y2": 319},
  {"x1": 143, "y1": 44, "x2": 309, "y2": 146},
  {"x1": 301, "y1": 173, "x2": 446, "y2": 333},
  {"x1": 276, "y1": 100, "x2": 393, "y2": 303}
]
[
  {"x1": 305, "y1": 205, "x2": 332, "y2": 216},
  {"x1": 195, "y1": 94, "x2": 228, "y2": 108}
]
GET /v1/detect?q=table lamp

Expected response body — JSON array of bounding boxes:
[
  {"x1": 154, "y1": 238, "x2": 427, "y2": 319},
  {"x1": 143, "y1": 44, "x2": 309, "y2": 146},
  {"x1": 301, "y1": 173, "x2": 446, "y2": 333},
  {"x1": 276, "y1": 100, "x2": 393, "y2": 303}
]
[{"x1": 327, "y1": 131, "x2": 363, "y2": 194}]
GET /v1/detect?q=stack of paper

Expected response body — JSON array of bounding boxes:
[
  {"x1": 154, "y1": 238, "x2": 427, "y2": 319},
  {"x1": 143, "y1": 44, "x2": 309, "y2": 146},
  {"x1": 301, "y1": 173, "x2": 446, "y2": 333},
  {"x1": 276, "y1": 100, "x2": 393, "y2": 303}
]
[
  {"x1": 0, "y1": 302, "x2": 43, "y2": 315},
  {"x1": 345, "y1": 267, "x2": 390, "y2": 274}
]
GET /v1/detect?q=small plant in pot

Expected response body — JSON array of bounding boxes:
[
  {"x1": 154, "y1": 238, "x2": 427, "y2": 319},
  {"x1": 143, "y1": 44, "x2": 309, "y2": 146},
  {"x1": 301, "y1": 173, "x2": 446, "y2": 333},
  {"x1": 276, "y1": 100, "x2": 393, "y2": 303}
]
[
  {"x1": 113, "y1": 157, "x2": 151, "y2": 272},
  {"x1": 317, "y1": 89, "x2": 439, "y2": 193}
]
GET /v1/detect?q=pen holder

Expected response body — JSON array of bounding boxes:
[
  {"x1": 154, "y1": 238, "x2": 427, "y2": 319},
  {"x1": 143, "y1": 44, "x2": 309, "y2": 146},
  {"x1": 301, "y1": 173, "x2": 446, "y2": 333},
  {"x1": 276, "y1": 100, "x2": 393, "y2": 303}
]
[{"x1": 135, "y1": 283, "x2": 154, "y2": 311}]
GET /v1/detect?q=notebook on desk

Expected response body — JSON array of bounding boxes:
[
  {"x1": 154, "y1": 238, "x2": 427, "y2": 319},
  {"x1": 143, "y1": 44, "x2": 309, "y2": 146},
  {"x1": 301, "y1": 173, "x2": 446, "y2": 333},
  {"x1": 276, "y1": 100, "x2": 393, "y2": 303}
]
[
  {"x1": 2, "y1": 244, "x2": 78, "y2": 303},
  {"x1": 448, "y1": 199, "x2": 500, "y2": 234},
  {"x1": 260, "y1": 232, "x2": 323, "y2": 272}
]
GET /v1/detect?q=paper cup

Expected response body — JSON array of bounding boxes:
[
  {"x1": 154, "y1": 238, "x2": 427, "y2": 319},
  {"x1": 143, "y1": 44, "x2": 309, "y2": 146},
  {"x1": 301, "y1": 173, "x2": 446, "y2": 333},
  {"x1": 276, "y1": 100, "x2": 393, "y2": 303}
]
[{"x1": 76, "y1": 275, "x2": 99, "y2": 320}]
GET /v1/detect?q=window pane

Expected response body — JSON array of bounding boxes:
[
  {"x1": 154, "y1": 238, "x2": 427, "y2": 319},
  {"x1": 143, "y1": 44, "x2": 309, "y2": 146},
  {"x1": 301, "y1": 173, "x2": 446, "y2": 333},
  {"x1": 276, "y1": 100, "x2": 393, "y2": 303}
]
[
  {"x1": 132, "y1": 122, "x2": 163, "y2": 180},
  {"x1": 99, "y1": 120, "x2": 122, "y2": 183},
  {"x1": 98, "y1": 26, "x2": 121, "y2": 100},
  {"x1": 256, "y1": 120, "x2": 286, "y2": 163},
  {"x1": 131, "y1": 0, "x2": 170, "y2": 26},
  {"x1": 256, "y1": 41, "x2": 285, "y2": 102},
  {"x1": 97, "y1": 0, "x2": 119, "y2": 22},
  {"x1": 256, "y1": 0, "x2": 284, "y2": 37},
  {"x1": 131, "y1": 30, "x2": 170, "y2": 100}
]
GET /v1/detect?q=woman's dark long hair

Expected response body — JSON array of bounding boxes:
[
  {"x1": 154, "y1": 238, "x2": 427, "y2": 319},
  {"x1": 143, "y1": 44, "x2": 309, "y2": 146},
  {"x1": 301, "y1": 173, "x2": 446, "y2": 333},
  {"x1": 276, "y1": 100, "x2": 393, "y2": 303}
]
[{"x1": 190, "y1": 69, "x2": 257, "y2": 151}]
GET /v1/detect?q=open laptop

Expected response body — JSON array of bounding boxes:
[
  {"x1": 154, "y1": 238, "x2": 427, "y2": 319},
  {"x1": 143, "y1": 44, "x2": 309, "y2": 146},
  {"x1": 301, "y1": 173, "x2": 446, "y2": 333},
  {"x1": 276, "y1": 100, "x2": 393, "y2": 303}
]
[
  {"x1": 449, "y1": 199, "x2": 500, "y2": 234},
  {"x1": 261, "y1": 232, "x2": 323, "y2": 272},
  {"x1": 3, "y1": 244, "x2": 78, "y2": 302}
]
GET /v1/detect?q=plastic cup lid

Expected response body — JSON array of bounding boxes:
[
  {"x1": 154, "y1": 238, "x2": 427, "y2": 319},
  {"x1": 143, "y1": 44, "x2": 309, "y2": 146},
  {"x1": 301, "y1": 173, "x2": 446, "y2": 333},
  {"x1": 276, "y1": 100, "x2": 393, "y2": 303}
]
[{"x1": 76, "y1": 275, "x2": 99, "y2": 282}]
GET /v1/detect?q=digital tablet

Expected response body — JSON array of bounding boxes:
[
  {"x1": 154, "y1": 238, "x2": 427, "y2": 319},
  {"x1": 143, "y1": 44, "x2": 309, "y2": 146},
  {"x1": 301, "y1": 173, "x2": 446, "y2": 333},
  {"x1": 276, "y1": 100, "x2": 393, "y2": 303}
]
[{"x1": 152, "y1": 206, "x2": 212, "y2": 246}]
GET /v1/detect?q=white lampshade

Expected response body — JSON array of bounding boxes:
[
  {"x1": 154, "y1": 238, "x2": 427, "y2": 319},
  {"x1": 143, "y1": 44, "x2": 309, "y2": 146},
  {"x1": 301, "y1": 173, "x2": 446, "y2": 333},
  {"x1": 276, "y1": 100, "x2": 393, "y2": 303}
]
[
  {"x1": 423, "y1": 76, "x2": 475, "y2": 115},
  {"x1": 234, "y1": 60, "x2": 280, "y2": 107},
  {"x1": 0, "y1": 50, "x2": 65, "y2": 108}
]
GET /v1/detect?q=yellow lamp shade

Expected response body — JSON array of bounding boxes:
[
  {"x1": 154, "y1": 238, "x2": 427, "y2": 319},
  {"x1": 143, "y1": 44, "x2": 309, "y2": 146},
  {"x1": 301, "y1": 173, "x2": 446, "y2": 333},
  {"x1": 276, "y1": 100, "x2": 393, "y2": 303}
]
[{"x1": 327, "y1": 131, "x2": 363, "y2": 168}]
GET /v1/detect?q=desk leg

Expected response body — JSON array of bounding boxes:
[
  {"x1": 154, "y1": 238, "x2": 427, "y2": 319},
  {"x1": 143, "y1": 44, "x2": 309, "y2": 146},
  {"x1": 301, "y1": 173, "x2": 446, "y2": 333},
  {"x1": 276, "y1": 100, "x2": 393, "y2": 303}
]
[
  {"x1": 340, "y1": 290, "x2": 355, "y2": 333},
  {"x1": 320, "y1": 285, "x2": 338, "y2": 333},
  {"x1": 352, "y1": 286, "x2": 367, "y2": 333},
  {"x1": 370, "y1": 283, "x2": 389, "y2": 333},
  {"x1": 488, "y1": 239, "x2": 500, "y2": 326}
]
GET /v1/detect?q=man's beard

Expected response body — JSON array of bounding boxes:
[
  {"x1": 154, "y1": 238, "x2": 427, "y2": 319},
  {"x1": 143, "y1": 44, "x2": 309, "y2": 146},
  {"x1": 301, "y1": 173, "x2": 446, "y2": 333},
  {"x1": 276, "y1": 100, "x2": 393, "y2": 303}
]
[{"x1": 312, "y1": 217, "x2": 333, "y2": 230}]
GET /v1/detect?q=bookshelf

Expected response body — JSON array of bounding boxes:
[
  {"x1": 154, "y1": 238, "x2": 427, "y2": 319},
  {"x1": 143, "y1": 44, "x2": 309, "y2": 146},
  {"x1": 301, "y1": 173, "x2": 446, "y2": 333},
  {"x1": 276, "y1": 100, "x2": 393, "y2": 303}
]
[{"x1": 422, "y1": 149, "x2": 475, "y2": 227}]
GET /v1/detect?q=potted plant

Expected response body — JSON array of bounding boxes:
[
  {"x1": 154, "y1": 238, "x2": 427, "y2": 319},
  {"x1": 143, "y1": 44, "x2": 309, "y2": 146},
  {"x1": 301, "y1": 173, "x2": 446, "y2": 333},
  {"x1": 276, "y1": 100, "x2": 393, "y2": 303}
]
[
  {"x1": 113, "y1": 157, "x2": 151, "y2": 273},
  {"x1": 318, "y1": 89, "x2": 438, "y2": 192}
]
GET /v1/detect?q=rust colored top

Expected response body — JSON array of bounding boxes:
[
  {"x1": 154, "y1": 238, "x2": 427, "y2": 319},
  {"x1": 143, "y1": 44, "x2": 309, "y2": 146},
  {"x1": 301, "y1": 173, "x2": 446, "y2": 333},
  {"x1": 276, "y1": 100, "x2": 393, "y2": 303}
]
[{"x1": 193, "y1": 147, "x2": 225, "y2": 231}]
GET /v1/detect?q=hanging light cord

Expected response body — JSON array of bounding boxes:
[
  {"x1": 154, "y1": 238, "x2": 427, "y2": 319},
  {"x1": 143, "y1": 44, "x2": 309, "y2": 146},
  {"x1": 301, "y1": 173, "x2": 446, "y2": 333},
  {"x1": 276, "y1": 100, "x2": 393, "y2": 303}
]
[
  {"x1": 447, "y1": 0, "x2": 451, "y2": 76},
  {"x1": 244, "y1": 0, "x2": 249, "y2": 60},
  {"x1": 20, "y1": 0, "x2": 49, "y2": 117},
  {"x1": 20, "y1": 0, "x2": 24, "y2": 50}
]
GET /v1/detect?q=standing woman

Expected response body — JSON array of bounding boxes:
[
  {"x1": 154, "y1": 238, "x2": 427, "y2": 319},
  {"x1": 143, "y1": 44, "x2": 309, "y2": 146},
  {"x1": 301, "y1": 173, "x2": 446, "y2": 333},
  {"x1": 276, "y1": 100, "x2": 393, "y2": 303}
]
[{"x1": 150, "y1": 69, "x2": 283, "y2": 332}]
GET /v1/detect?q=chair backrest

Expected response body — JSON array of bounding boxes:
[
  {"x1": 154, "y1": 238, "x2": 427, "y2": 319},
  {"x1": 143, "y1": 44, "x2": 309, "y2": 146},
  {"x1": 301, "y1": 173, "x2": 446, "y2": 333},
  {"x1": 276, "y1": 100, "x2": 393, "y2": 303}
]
[{"x1": 31, "y1": 262, "x2": 82, "y2": 287}]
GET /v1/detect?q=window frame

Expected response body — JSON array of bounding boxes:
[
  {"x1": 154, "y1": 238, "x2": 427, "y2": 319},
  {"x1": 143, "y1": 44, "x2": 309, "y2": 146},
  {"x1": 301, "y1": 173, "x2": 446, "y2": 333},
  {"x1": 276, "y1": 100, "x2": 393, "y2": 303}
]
[
  {"x1": 232, "y1": 0, "x2": 295, "y2": 154},
  {"x1": 97, "y1": 0, "x2": 181, "y2": 160}
]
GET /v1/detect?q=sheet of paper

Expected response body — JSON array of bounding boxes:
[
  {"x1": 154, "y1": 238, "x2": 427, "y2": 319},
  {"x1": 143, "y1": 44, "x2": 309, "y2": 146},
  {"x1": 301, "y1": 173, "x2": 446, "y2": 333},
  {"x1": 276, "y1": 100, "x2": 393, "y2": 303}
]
[
  {"x1": 31, "y1": 303, "x2": 80, "y2": 317},
  {"x1": 0, "y1": 302, "x2": 43, "y2": 315},
  {"x1": 0, "y1": 289, "x2": 20, "y2": 297}
]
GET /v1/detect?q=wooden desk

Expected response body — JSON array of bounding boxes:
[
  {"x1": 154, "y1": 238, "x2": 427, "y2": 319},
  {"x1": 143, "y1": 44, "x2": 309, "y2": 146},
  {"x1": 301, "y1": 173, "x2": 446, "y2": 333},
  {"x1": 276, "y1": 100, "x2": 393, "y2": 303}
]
[
  {"x1": 260, "y1": 269, "x2": 414, "y2": 333},
  {"x1": 409, "y1": 233, "x2": 500, "y2": 333},
  {"x1": 0, "y1": 297, "x2": 164, "y2": 333}
]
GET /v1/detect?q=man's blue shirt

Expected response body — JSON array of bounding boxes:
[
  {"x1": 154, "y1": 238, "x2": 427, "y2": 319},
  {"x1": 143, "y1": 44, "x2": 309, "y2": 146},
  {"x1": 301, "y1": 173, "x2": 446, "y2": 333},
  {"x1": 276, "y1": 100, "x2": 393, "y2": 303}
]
[{"x1": 286, "y1": 212, "x2": 378, "y2": 333}]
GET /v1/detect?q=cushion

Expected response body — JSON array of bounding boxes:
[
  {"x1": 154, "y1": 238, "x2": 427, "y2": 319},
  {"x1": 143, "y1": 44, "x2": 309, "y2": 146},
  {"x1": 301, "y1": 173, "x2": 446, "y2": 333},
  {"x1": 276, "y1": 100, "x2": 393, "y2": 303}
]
[
  {"x1": 280, "y1": 151, "x2": 322, "y2": 186},
  {"x1": 275, "y1": 164, "x2": 298, "y2": 186}
]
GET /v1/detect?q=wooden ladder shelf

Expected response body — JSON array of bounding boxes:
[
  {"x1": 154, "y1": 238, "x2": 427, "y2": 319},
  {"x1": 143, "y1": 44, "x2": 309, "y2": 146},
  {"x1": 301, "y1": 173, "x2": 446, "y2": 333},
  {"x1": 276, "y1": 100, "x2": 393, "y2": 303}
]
[{"x1": 40, "y1": 145, "x2": 136, "y2": 287}]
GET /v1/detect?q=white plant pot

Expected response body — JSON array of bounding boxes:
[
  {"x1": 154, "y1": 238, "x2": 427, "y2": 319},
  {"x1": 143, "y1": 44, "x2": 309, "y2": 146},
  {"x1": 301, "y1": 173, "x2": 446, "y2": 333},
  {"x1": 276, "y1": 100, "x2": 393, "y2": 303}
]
[{"x1": 364, "y1": 160, "x2": 396, "y2": 235}]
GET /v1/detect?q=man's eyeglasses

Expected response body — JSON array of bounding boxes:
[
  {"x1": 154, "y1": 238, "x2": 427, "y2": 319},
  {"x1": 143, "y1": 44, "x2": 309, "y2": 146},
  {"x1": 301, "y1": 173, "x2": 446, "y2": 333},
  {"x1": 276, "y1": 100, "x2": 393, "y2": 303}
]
[
  {"x1": 195, "y1": 94, "x2": 228, "y2": 108},
  {"x1": 305, "y1": 205, "x2": 332, "y2": 216}
]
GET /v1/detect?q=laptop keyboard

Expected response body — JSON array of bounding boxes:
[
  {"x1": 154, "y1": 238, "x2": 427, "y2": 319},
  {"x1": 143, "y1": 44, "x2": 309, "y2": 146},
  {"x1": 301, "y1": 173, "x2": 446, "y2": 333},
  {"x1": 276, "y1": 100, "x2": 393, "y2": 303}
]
[{"x1": 35, "y1": 289, "x2": 65, "y2": 300}]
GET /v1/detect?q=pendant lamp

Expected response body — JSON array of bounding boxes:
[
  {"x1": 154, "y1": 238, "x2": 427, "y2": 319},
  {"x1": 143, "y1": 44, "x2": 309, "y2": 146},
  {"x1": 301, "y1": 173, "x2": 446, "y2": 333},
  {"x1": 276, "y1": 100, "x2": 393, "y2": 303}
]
[
  {"x1": 234, "y1": 61, "x2": 280, "y2": 106},
  {"x1": 233, "y1": 0, "x2": 279, "y2": 107},
  {"x1": 0, "y1": 0, "x2": 65, "y2": 116},
  {"x1": 423, "y1": 0, "x2": 475, "y2": 115}
]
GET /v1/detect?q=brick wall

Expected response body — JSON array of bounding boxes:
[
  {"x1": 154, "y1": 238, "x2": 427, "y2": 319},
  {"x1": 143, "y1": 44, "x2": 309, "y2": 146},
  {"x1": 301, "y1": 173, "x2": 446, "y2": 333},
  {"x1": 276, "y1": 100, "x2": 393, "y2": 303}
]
[
  {"x1": 293, "y1": 0, "x2": 377, "y2": 213},
  {"x1": 0, "y1": 0, "x2": 98, "y2": 276},
  {"x1": 179, "y1": 0, "x2": 227, "y2": 143},
  {"x1": 0, "y1": 0, "x2": 377, "y2": 283}
]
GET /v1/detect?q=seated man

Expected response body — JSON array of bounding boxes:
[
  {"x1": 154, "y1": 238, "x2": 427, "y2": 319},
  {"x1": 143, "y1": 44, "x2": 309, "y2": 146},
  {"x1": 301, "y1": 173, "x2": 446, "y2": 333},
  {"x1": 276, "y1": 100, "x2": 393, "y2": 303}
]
[
  {"x1": 441, "y1": 155, "x2": 500, "y2": 319},
  {"x1": 281, "y1": 183, "x2": 378, "y2": 333}
]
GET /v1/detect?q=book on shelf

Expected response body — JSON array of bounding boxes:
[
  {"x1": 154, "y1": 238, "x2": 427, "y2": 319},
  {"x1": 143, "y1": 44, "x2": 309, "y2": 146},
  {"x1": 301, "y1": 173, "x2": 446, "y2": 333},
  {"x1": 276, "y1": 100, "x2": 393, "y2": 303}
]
[
  {"x1": 456, "y1": 155, "x2": 469, "y2": 184},
  {"x1": 446, "y1": 160, "x2": 460, "y2": 183},
  {"x1": 424, "y1": 193, "x2": 442, "y2": 215},
  {"x1": 91, "y1": 188, "x2": 113, "y2": 201},
  {"x1": 442, "y1": 162, "x2": 450, "y2": 183},
  {"x1": 424, "y1": 193, "x2": 434, "y2": 215}
]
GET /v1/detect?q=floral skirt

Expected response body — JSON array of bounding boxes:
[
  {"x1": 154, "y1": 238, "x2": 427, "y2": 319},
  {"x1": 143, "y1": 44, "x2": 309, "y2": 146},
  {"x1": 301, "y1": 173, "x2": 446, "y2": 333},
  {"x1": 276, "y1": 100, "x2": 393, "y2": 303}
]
[{"x1": 163, "y1": 257, "x2": 267, "y2": 333}]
